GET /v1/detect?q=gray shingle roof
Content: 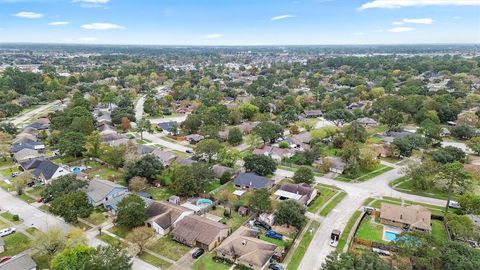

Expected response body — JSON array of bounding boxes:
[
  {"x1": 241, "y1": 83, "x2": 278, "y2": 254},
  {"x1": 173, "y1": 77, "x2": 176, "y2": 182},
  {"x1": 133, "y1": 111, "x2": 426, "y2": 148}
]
[
  {"x1": 0, "y1": 254, "x2": 36, "y2": 270},
  {"x1": 86, "y1": 179, "x2": 127, "y2": 203},
  {"x1": 32, "y1": 160, "x2": 60, "y2": 180},
  {"x1": 233, "y1": 173, "x2": 273, "y2": 189}
]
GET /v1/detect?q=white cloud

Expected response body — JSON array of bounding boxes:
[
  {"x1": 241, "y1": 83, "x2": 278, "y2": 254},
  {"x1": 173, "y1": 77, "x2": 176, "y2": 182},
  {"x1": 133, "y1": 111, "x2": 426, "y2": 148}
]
[
  {"x1": 81, "y1": 23, "x2": 125, "y2": 30},
  {"x1": 49, "y1": 21, "x2": 70, "y2": 26},
  {"x1": 354, "y1": 32, "x2": 364, "y2": 36},
  {"x1": 13, "y1": 11, "x2": 43, "y2": 19},
  {"x1": 393, "y1": 21, "x2": 404, "y2": 25},
  {"x1": 360, "y1": 0, "x2": 480, "y2": 10},
  {"x1": 388, "y1": 27, "x2": 415, "y2": 33},
  {"x1": 402, "y1": 18, "x2": 434, "y2": 24},
  {"x1": 270, "y1": 14, "x2": 294, "y2": 21},
  {"x1": 202, "y1": 33, "x2": 222, "y2": 39}
]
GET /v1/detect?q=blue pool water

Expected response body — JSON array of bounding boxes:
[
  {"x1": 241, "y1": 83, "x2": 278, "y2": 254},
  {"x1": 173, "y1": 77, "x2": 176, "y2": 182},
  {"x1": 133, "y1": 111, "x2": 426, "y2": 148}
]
[
  {"x1": 72, "y1": 167, "x2": 82, "y2": 174},
  {"x1": 384, "y1": 231, "x2": 398, "y2": 241}
]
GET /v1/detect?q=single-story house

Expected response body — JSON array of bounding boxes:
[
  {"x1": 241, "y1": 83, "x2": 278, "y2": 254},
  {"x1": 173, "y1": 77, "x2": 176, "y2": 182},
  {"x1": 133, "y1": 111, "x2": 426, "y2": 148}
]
[
  {"x1": 32, "y1": 160, "x2": 69, "y2": 183},
  {"x1": 136, "y1": 144, "x2": 155, "y2": 156},
  {"x1": 28, "y1": 121, "x2": 49, "y2": 131},
  {"x1": 13, "y1": 148, "x2": 42, "y2": 163},
  {"x1": 291, "y1": 132, "x2": 312, "y2": 145},
  {"x1": 274, "y1": 183, "x2": 317, "y2": 206},
  {"x1": 304, "y1": 110, "x2": 323, "y2": 118},
  {"x1": 233, "y1": 173, "x2": 274, "y2": 190},
  {"x1": 185, "y1": 134, "x2": 204, "y2": 144},
  {"x1": 380, "y1": 203, "x2": 432, "y2": 233},
  {"x1": 12, "y1": 133, "x2": 38, "y2": 145},
  {"x1": 146, "y1": 201, "x2": 193, "y2": 235},
  {"x1": 380, "y1": 131, "x2": 413, "y2": 144},
  {"x1": 158, "y1": 121, "x2": 178, "y2": 135},
  {"x1": 103, "y1": 192, "x2": 151, "y2": 214},
  {"x1": 0, "y1": 254, "x2": 37, "y2": 270},
  {"x1": 11, "y1": 141, "x2": 45, "y2": 153},
  {"x1": 85, "y1": 179, "x2": 129, "y2": 207},
  {"x1": 19, "y1": 157, "x2": 45, "y2": 171},
  {"x1": 216, "y1": 226, "x2": 278, "y2": 270},
  {"x1": 253, "y1": 145, "x2": 294, "y2": 162},
  {"x1": 170, "y1": 215, "x2": 230, "y2": 251},
  {"x1": 355, "y1": 117, "x2": 379, "y2": 127},
  {"x1": 151, "y1": 149, "x2": 177, "y2": 167}
]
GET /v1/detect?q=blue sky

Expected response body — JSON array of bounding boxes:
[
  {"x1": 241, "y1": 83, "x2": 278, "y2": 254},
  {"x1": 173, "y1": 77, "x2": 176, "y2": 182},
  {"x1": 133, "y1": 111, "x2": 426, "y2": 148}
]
[{"x1": 0, "y1": 0, "x2": 479, "y2": 45}]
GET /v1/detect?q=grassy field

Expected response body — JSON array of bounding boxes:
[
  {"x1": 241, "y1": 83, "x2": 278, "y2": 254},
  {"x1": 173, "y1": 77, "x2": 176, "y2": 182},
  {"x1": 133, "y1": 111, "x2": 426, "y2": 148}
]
[
  {"x1": 287, "y1": 221, "x2": 320, "y2": 270},
  {"x1": 204, "y1": 180, "x2": 222, "y2": 193},
  {"x1": 392, "y1": 177, "x2": 457, "y2": 201},
  {"x1": 26, "y1": 227, "x2": 40, "y2": 235},
  {"x1": 319, "y1": 192, "x2": 347, "y2": 217},
  {"x1": 97, "y1": 233, "x2": 127, "y2": 248},
  {"x1": 108, "y1": 226, "x2": 129, "y2": 239},
  {"x1": 336, "y1": 211, "x2": 362, "y2": 252},
  {"x1": 335, "y1": 165, "x2": 393, "y2": 182},
  {"x1": 146, "y1": 187, "x2": 174, "y2": 201},
  {"x1": 146, "y1": 236, "x2": 191, "y2": 261},
  {"x1": 355, "y1": 215, "x2": 385, "y2": 243},
  {"x1": 87, "y1": 167, "x2": 123, "y2": 181},
  {"x1": 139, "y1": 252, "x2": 172, "y2": 269},
  {"x1": 192, "y1": 252, "x2": 232, "y2": 270},
  {"x1": 0, "y1": 232, "x2": 32, "y2": 256},
  {"x1": 307, "y1": 186, "x2": 338, "y2": 213}
]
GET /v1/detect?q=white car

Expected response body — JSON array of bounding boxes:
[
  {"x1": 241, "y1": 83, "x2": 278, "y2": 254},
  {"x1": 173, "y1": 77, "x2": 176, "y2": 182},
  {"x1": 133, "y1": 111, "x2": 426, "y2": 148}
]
[
  {"x1": 448, "y1": 200, "x2": 461, "y2": 209},
  {"x1": 329, "y1": 238, "x2": 338, "y2": 247},
  {"x1": 0, "y1": 227, "x2": 16, "y2": 237}
]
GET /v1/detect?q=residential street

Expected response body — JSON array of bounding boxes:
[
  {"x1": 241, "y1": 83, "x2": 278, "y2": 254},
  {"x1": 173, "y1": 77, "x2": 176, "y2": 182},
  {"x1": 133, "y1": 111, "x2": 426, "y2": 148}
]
[
  {"x1": 142, "y1": 132, "x2": 192, "y2": 153},
  {"x1": 9, "y1": 101, "x2": 62, "y2": 126}
]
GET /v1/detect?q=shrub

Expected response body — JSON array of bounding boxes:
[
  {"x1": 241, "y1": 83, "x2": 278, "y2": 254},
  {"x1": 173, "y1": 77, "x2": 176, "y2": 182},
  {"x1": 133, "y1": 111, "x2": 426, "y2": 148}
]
[
  {"x1": 219, "y1": 172, "x2": 231, "y2": 185},
  {"x1": 212, "y1": 256, "x2": 234, "y2": 265},
  {"x1": 12, "y1": 215, "x2": 19, "y2": 221},
  {"x1": 234, "y1": 264, "x2": 253, "y2": 270}
]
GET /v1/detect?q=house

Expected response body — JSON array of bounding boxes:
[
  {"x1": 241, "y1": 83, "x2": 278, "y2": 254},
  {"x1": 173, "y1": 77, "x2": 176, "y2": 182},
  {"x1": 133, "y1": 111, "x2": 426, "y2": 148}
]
[
  {"x1": 175, "y1": 107, "x2": 193, "y2": 114},
  {"x1": 136, "y1": 144, "x2": 155, "y2": 156},
  {"x1": 212, "y1": 164, "x2": 234, "y2": 179},
  {"x1": 12, "y1": 133, "x2": 37, "y2": 145},
  {"x1": 146, "y1": 201, "x2": 193, "y2": 235},
  {"x1": 238, "y1": 122, "x2": 258, "y2": 134},
  {"x1": 216, "y1": 226, "x2": 278, "y2": 270},
  {"x1": 304, "y1": 110, "x2": 323, "y2": 118},
  {"x1": 185, "y1": 134, "x2": 204, "y2": 144},
  {"x1": 13, "y1": 148, "x2": 42, "y2": 163},
  {"x1": 32, "y1": 160, "x2": 69, "y2": 183},
  {"x1": 85, "y1": 179, "x2": 129, "y2": 207},
  {"x1": 253, "y1": 145, "x2": 294, "y2": 162},
  {"x1": 291, "y1": 132, "x2": 312, "y2": 144},
  {"x1": 158, "y1": 121, "x2": 178, "y2": 135},
  {"x1": 19, "y1": 157, "x2": 45, "y2": 171},
  {"x1": 151, "y1": 149, "x2": 177, "y2": 167},
  {"x1": 11, "y1": 141, "x2": 45, "y2": 153},
  {"x1": 170, "y1": 215, "x2": 230, "y2": 251},
  {"x1": 0, "y1": 254, "x2": 37, "y2": 270},
  {"x1": 233, "y1": 173, "x2": 274, "y2": 190},
  {"x1": 355, "y1": 117, "x2": 378, "y2": 127},
  {"x1": 274, "y1": 183, "x2": 317, "y2": 206},
  {"x1": 381, "y1": 131, "x2": 413, "y2": 144},
  {"x1": 103, "y1": 192, "x2": 151, "y2": 214},
  {"x1": 27, "y1": 121, "x2": 49, "y2": 130},
  {"x1": 380, "y1": 203, "x2": 432, "y2": 233}
]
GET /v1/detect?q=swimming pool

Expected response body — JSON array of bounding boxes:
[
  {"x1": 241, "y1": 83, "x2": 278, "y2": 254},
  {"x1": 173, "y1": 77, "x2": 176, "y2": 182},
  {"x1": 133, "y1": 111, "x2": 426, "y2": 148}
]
[{"x1": 384, "y1": 231, "x2": 398, "y2": 241}]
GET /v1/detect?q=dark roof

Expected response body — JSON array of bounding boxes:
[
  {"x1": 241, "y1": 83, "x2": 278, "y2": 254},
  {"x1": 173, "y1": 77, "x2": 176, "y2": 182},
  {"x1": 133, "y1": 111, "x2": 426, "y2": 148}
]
[
  {"x1": 28, "y1": 122, "x2": 49, "y2": 130},
  {"x1": 279, "y1": 183, "x2": 315, "y2": 198},
  {"x1": 10, "y1": 142, "x2": 44, "y2": 153},
  {"x1": 20, "y1": 157, "x2": 46, "y2": 170},
  {"x1": 233, "y1": 173, "x2": 273, "y2": 189},
  {"x1": 158, "y1": 121, "x2": 177, "y2": 132},
  {"x1": 32, "y1": 160, "x2": 60, "y2": 180},
  {"x1": 0, "y1": 254, "x2": 36, "y2": 270}
]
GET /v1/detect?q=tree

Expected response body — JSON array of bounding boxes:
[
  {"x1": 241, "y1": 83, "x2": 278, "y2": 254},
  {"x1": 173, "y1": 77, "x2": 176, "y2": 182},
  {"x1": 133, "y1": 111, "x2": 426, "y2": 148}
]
[
  {"x1": 293, "y1": 166, "x2": 314, "y2": 184},
  {"x1": 393, "y1": 232, "x2": 441, "y2": 270},
  {"x1": 380, "y1": 108, "x2": 403, "y2": 131},
  {"x1": 50, "y1": 192, "x2": 93, "y2": 223},
  {"x1": 126, "y1": 226, "x2": 155, "y2": 255},
  {"x1": 430, "y1": 146, "x2": 466, "y2": 164},
  {"x1": 339, "y1": 140, "x2": 361, "y2": 177},
  {"x1": 445, "y1": 213, "x2": 478, "y2": 241},
  {"x1": 51, "y1": 245, "x2": 94, "y2": 270},
  {"x1": 450, "y1": 125, "x2": 474, "y2": 140},
  {"x1": 466, "y1": 136, "x2": 480, "y2": 155},
  {"x1": 84, "y1": 131, "x2": 103, "y2": 158},
  {"x1": 434, "y1": 161, "x2": 471, "y2": 213},
  {"x1": 128, "y1": 177, "x2": 148, "y2": 192},
  {"x1": 42, "y1": 175, "x2": 87, "y2": 202},
  {"x1": 124, "y1": 154, "x2": 163, "y2": 183},
  {"x1": 120, "y1": 117, "x2": 131, "y2": 131},
  {"x1": 227, "y1": 127, "x2": 243, "y2": 145},
  {"x1": 418, "y1": 119, "x2": 442, "y2": 145},
  {"x1": 82, "y1": 246, "x2": 131, "y2": 270},
  {"x1": 243, "y1": 154, "x2": 277, "y2": 176},
  {"x1": 238, "y1": 103, "x2": 259, "y2": 120},
  {"x1": 12, "y1": 171, "x2": 32, "y2": 195},
  {"x1": 182, "y1": 114, "x2": 202, "y2": 134},
  {"x1": 274, "y1": 200, "x2": 306, "y2": 229},
  {"x1": 32, "y1": 227, "x2": 67, "y2": 257},
  {"x1": 116, "y1": 194, "x2": 147, "y2": 229},
  {"x1": 321, "y1": 251, "x2": 389, "y2": 270},
  {"x1": 70, "y1": 117, "x2": 95, "y2": 135},
  {"x1": 405, "y1": 160, "x2": 440, "y2": 191},
  {"x1": 101, "y1": 145, "x2": 126, "y2": 169},
  {"x1": 59, "y1": 131, "x2": 86, "y2": 157},
  {"x1": 324, "y1": 109, "x2": 354, "y2": 127},
  {"x1": 137, "y1": 119, "x2": 152, "y2": 140},
  {"x1": 0, "y1": 122, "x2": 17, "y2": 135},
  {"x1": 249, "y1": 189, "x2": 272, "y2": 213},
  {"x1": 194, "y1": 139, "x2": 223, "y2": 162},
  {"x1": 458, "y1": 192, "x2": 480, "y2": 215},
  {"x1": 440, "y1": 241, "x2": 480, "y2": 270},
  {"x1": 343, "y1": 121, "x2": 367, "y2": 143},
  {"x1": 253, "y1": 121, "x2": 283, "y2": 144},
  {"x1": 217, "y1": 147, "x2": 240, "y2": 167},
  {"x1": 392, "y1": 134, "x2": 426, "y2": 157},
  {"x1": 172, "y1": 165, "x2": 198, "y2": 197}
]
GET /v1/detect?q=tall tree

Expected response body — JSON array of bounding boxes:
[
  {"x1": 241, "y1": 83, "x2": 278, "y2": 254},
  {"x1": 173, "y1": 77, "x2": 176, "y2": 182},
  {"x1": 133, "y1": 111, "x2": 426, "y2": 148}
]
[
  {"x1": 136, "y1": 119, "x2": 152, "y2": 140},
  {"x1": 293, "y1": 166, "x2": 315, "y2": 184},
  {"x1": 249, "y1": 189, "x2": 272, "y2": 213},
  {"x1": 84, "y1": 131, "x2": 103, "y2": 158},
  {"x1": 116, "y1": 194, "x2": 147, "y2": 229},
  {"x1": 434, "y1": 161, "x2": 471, "y2": 213},
  {"x1": 243, "y1": 154, "x2": 277, "y2": 176},
  {"x1": 254, "y1": 121, "x2": 283, "y2": 144},
  {"x1": 274, "y1": 200, "x2": 306, "y2": 229},
  {"x1": 380, "y1": 108, "x2": 403, "y2": 131},
  {"x1": 194, "y1": 139, "x2": 223, "y2": 162}
]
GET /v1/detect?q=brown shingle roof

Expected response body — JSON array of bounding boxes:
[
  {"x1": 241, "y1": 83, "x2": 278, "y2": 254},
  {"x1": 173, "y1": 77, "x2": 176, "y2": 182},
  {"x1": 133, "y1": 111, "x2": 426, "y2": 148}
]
[
  {"x1": 380, "y1": 203, "x2": 431, "y2": 231},
  {"x1": 147, "y1": 201, "x2": 191, "y2": 229},
  {"x1": 171, "y1": 215, "x2": 228, "y2": 246}
]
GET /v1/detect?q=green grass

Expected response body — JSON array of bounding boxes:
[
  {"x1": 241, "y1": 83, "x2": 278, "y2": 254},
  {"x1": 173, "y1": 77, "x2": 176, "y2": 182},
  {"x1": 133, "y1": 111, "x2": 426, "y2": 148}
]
[
  {"x1": 260, "y1": 234, "x2": 292, "y2": 248},
  {"x1": 0, "y1": 158, "x2": 14, "y2": 168},
  {"x1": 76, "y1": 221, "x2": 93, "y2": 230},
  {"x1": 0, "y1": 168, "x2": 18, "y2": 177},
  {"x1": 0, "y1": 232, "x2": 32, "y2": 256},
  {"x1": 87, "y1": 168, "x2": 123, "y2": 181},
  {"x1": 431, "y1": 220, "x2": 448, "y2": 242},
  {"x1": 355, "y1": 215, "x2": 385, "y2": 243},
  {"x1": 0, "y1": 219, "x2": 8, "y2": 229},
  {"x1": 97, "y1": 233, "x2": 127, "y2": 248},
  {"x1": 323, "y1": 147, "x2": 338, "y2": 157},
  {"x1": 192, "y1": 252, "x2": 231, "y2": 270},
  {"x1": 18, "y1": 193, "x2": 35, "y2": 204},
  {"x1": 32, "y1": 253, "x2": 50, "y2": 269},
  {"x1": 362, "y1": 197, "x2": 376, "y2": 206},
  {"x1": 336, "y1": 210, "x2": 362, "y2": 252},
  {"x1": 319, "y1": 192, "x2": 347, "y2": 217},
  {"x1": 26, "y1": 227, "x2": 40, "y2": 235},
  {"x1": 146, "y1": 235, "x2": 191, "y2": 261},
  {"x1": 209, "y1": 206, "x2": 248, "y2": 231},
  {"x1": 146, "y1": 187, "x2": 174, "y2": 201},
  {"x1": 86, "y1": 211, "x2": 107, "y2": 226},
  {"x1": 366, "y1": 135, "x2": 382, "y2": 144},
  {"x1": 307, "y1": 187, "x2": 338, "y2": 213},
  {"x1": 335, "y1": 165, "x2": 393, "y2": 182},
  {"x1": 26, "y1": 186, "x2": 45, "y2": 198},
  {"x1": 0, "y1": 211, "x2": 23, "y2": 224},
  {"x1": 287, "y1": 221, "x2": 320, "y2": 270},
  {"x1": 392, "y1": 178, "x2": 458, "y2": 201},
  {"x1": 0, "y1": 180, "x2": 13, "y2": 191},
  {"x1": 39, "y1": 204, "x2": 50, "y2": 212},
  {"x1": 139, "y1": 252, "x2": 172, "y2": 269},
  {"x1": 204, "y1": 180, "x2": 222, "y2": 193},
  {"x1": 108, "y1": 226, "x2": 129, "y2": 239}
]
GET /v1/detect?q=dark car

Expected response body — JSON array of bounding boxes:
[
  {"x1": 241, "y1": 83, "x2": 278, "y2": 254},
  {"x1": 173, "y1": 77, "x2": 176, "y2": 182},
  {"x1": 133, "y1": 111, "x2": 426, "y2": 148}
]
[
  {"x1": 192, "y1": 248, "x2": 204, "y2": 259},
  {"x1": 254, "y1": 219, "x2": 271, "y2": 230},
  {"x1": 265, "y1": 230, "x2": 283, "y2": 240},
  {"x1": 185, "y1": 149, "x2": 193, "y2": 154},
  {"x1": 269, "y1": 263, "x2": 284, "y2": 270}
]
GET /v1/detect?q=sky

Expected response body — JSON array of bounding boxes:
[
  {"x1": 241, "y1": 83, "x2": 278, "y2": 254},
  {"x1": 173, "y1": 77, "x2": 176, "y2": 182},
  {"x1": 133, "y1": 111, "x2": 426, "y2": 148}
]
[{"x1": 0, "y1": 0, "x2": 479, "y2": 45}]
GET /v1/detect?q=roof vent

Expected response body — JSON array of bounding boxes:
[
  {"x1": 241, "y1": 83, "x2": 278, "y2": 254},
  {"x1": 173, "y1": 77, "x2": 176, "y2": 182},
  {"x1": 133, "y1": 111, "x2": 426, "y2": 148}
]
[{"x1": 242, "y1": 240, "x2": 247, "y2": 246}]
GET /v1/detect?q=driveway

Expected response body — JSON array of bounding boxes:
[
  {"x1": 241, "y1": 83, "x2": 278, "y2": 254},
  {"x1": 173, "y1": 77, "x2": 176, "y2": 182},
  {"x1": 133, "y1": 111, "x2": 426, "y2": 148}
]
[{"x1": 135, "y1": 95, "x2": 145, "y2": 121}]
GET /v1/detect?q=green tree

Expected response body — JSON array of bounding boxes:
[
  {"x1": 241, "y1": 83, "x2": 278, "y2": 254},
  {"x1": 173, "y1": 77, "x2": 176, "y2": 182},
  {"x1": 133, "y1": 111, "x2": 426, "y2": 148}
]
[
  {"x1": 380, "y1": 108, "x2": 403, "y2": 131},
  {"x1": 82, "y1": 246, "x2": 131, "y2": 270},
  {"x1": 59, "y1": 131, "x2": 86, "y2": 157},
  {"x1": 418, "y1": 119, "x2": 442, "y2": 145},
  {"x1": 136, "y1": 119, "x2": 152, "y2": 140},
  {"x1": 253, "y1": 121, "x2": 283, "y2": 144},
  {"x1": 194, "y1": 139, "x2": 223, "y2": 162},
  {"x1": 274, "y1": 200, "x2": 306, "y2": 229},
  {"x1": 42, "y1": 175, "x2": 87, "y2": 202},
  {"x1": 430, "y1": 146, "x2": 466, "y2": 164},
  {"x1": 32, "y1": 227, "x2": 67, "y2": 257},
  {"x1": 238, "y1": 103, "x2": 259, "y2": 120},
  {"x1": 116, "y1": 194, "x2": 147, "y2": 229},
  {"x1": 450, "y1": 125, "x2": 474, "y2": 140},
  {"x1": 50, "y1": 192, "x2": 93, "y2": 223},
  {"x1": 324, "y1": 109, "x2": 354, "y2": 127},
  {"x1": 321, "y1": 251, "x2": 389, "y2": 270},
  {"x1": 12, "y1": 171, "x2": 32, "y2": 195},
  {"x1": 441, "y1": 241, "x2": 480, "y2": 270},
  {"x1": 243, "y1": 154, "x2": 277, "y2": 176},
  {"x1": 434, "y1": 161, "x2": 471, "y2": 213},
  {"x1": 217, "y1": 147, "x2": 240, "y2": 167},
  {"x1": 172, "y1": 165, "x2": 197, "y2": 197},
  {"x1": 101, "y1": 145, "x2": 126, "y2": 169},
  {"x1": 293, "y1": 166, "x2": 314, "y2": 184},
  {"x1": 227, "y1": 127, "x2": 243, "y2": 145},
  {"x1": 124, "y1": 154, "x2": 163, "y2": 183},
  {"x1": 458, "y1": 192, "x2": 480, "y2": 215},
  {"x1": 466, "y1": 136, "x2": 480, "y2": 155},
  {"x1": 392, "y1": 134, "x2": 426, "y2": 157},
  {"x1": 343, "y1": 121, "x2": 367, "y2": 143},
  {"x1": 51, "y1": 245, "x2": 94, "y2": 270},
  {"x1": 339, "y1": 140, "x2": 361, "y2": 177},
  {"x1": 84, "y1": 131, "x2": 103, "y2": 158},
  {"x1": 445, "y1": 213, "x2": 478, "y2": 241},
  {"x1": 249, "y1": 189, "x2": 272, "y2": 213},
  {"x1": 393, "y1": 232, "x2": 441, "y2": 270},
  {"x1": 182, "y1": 114, "x2": 203, "y2": 134},
  {"x1": 70, "y1": 117, "x2": 95, "y2": 135}
]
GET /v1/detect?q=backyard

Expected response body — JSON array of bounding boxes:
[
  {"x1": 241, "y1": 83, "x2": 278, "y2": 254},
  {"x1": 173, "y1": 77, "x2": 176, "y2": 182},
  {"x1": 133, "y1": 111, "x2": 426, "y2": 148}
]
[
  {"x1": 355, "y1": 215, "x2": 386, "y2": 243},
  {"x1": 192, "y1": 252, "x2": 231, "y2": 270},
  {"x1": 209, "y1": 205, "x2": 249, "y2": 231}
]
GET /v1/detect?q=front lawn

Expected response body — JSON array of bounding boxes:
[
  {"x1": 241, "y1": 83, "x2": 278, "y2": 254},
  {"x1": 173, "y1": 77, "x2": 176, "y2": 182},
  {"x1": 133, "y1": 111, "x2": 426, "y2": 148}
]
[
  {"x1": 1, "y1": 211, "x2": 23, "y2": 224},
  {"x1": 319, "y1": 192, "x2": 347, "y2": 217},
  {"x1": 0, "y1": 232, "x2": 32, "y2": 256},
  {"x1": 307, "y1": 186, "x2": 338, "y2": 213},
  {"x1": 355, "y1": 215, "x2": 385, "y2": 243},
  {"x1": 97, "y1": 233, "x2": 127, "y2": 248},
  {"x1": 0, "y1": 180, "x2": 12, "y2": 191},
  {"x1": 287, "y1": 221, "x2": 320, "y2": 270},
  {"x1": 192, "y1": 252, "x2": 231, "y2": 270},
  {"x1": 146, "y1": 235, "x2": 191, "y2": 261},
  {"x1": 18, "y1": 193, "x2": 35, "y2": 204},
  {"x1": 85, "y1": 210, "x2": 107, "y2": 226},
  {"x1": 392, "y1": 178, "x2": 457, "y2": 201},
  {"x1": 139, "y1": 252, "x2": 172, "y2": 269},
  {"x1": 108, "y1": 226, "x2": 129, "y2": 239},
  {"x1": 335, "y1": 165, "x2": 393, "y2": 182}
]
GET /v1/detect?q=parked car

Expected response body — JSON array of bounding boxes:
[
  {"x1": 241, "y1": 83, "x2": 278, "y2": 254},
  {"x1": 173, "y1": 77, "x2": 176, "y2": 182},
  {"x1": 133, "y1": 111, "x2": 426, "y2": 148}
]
[
  {"x1": 0, "y1": 257, "x2": 12, "y2": 264},
  {"x1": 448, "y1": 200, "x2": 461, "y2": 209},
  {"x1": 329, "y1": 229, "x2": 341, "y2": 247},
  {"x1": 254, "y1": 219, "x2": 271, "y2": 230},
  {"x1": 10, "y1": 172, "x2": 19, "y2": 178},
  {"x1": 185, "y1": 149, "x2": 193, "y2": 154},
  {"x1": 0, "y1": 227, "x2": 16, "y2": 237},
  {"x1": 265, "y1": 230, "x2": 283, "y2": 240},
  {"x1": 372, "y1": 247, "x2": 391, "y2": 256},
  {"x1": 269, "y1": 263, "x2": 284, "y2": 270},
  {"x1": 192, "y1": 248, "x2": 204, "y2": 259}
]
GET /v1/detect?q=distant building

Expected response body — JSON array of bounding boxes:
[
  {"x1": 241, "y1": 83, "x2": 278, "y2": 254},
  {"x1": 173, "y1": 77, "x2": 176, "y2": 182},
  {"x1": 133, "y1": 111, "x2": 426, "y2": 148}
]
[
  {"x1": 158, "y1": 121, "x2": 178, "y2": 135},
  {"x1": 31, "y1": 160, "x2": 69, "y2": 183},
  {"x1": 304, "y1": 110, "x2": 323, "y2": 118}
]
